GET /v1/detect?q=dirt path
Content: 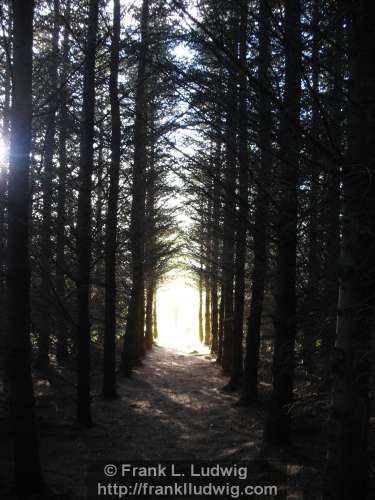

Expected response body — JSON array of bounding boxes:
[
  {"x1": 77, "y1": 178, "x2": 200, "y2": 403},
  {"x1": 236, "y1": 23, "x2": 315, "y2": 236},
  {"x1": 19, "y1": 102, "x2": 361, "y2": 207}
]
[
  {"x1": 100, "y1": 345, "x2": 264, "y2": 461},
  {"x1": 1, "y1": 344, "x2": 326, "y2": 498},
  {"x1": 35, "y1": 345, "x2": 265, "y2": 497}
]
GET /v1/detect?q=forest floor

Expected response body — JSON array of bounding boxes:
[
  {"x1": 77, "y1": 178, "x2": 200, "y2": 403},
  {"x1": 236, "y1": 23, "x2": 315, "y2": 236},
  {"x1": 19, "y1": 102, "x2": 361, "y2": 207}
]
[{"x1": 0, "y1": 343, "x2": 340, "y2": 499}]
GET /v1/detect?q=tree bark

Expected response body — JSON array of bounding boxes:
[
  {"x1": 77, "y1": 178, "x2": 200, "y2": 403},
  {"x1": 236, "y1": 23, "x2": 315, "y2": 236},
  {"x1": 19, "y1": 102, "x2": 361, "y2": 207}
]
[
  {"x1": 303, "y1": 0, "x2": 320, "y2": 373},
  {"x1": 221, "y1": 5, "x2": 238, "y2": 375},
  {"x1": 6, "y1": 0, "x2": 46, "y2": 494},
  {"x1": 264, "y1": 0, "x2": 301, "y2": 445},
  {"x1": 76, "y1": 0, "x2": 99, "y2": 426},
  {"x1": 153, "y1": 290, "x2": 158, "y2": 340},
  {"x1": 210, "y1": 134, "x2": 222, "y2": 356},
  {"x1": 103, "y1": 0, "x2": 121, "y2": 399},
  {"x1": 204, "y1": 271, "x2": 211, "y2": 346},
  {"x1": 0, "y1": 161, "x2": 6, "y2": 352},
  {"x1": 56, "y1": 0, "x2": 71, "y2": 362},
  {"x1": 121, "y1": 0, "x2": 149, "y2": 375},
  {"x1": 0, "y1": 9, "x2": 11, "y2": 354},
  {"x1": 145, "y1": 283, "x2": 154, "y2": 350},
  {"x1": 229, "y1": 0, "x2": 249, "y2": 389},
  {"x1": 324, "y1": 3, "x2": 375, "y2": 498},
  {"x1": 241, "y1": 0, "x2": 272, "y2": 404},
  {"x1": 144, "y1": 99, "x2": 156, "y2": 351},
  {"x1": 198, "y1": 261, "x2": 204, "y2": 343},
  {"x1": 321, "y1": 2, "x2": 343, "y2": 367},
  {"x1": 36, "y1": 0, "x2": 60, "y2": 369},
  {"x1": 217, "y1": 284, "x2": 224, "y2": 364}
]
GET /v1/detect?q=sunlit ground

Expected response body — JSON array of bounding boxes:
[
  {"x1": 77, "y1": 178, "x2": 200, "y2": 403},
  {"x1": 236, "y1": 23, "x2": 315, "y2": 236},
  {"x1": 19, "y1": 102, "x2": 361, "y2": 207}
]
[{"x1": 156, "y1": 275, "x2": 208, "y2": 354}]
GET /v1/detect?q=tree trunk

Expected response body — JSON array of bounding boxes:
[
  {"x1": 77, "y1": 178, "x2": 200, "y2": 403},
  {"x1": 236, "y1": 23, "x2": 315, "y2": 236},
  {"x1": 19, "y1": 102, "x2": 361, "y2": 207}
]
[
  {"x1": 94, "y1": 130, "x2": 104, "y2": 280},
  {"x1": 76, "y1": 0, "x2": 99, "y2": 426},
  {"x1": 264, "y1": 0, "x2": 301, "y2": 445},
  {"x1": 121, "y1": 0, "x2": 149, "y2": 375},
  {"x1": 36, "y1": 0, "x2": 60, "y2": 369},
  {"x1": 198, "y1": 260, "x2": 204, "y2": 343},
  {"x1": 103, "y1": 0, "x2": 120, "y2": 399},
  {"x1": 210, "y1": 280, "x2": 218, "y2": 352},
  {"x1": 210, "y1": 135, "x2": 221, "y2": 356},
  {"x1": 303, "y1": 0, "x2": 320, "y2": 373},
  {"x1": 153, "y1": 290, "x2": 158, "y2": 340},
  {"x1": 229, "y1": 0, "x2": 249, "y2": 389},
  {"x1": 217, "y1": 284, "x2": 224, "y2": 364},
  {"x1": 5, "y1": 0, "x2": 46, "y2": 494},
  {"x1": 56, "y1": 0, "x2": 71, "y2": 362},
  {"x1": 204, "y1": 272, "x2": 211, "y2": 346},
  {"x1": 144, "y1": 99, "x2": 156, "y2": 351},
  {"x1": 145, "y1": 282, "x2": 154, "y2": 350},
  {"x1": 241, "y1": 0, "x2": 272, "y2": 404},
  {"x1": 321, "y1": 3, "x2": 343, "y2": 367},
  {"x1": 324, "y1": 3, "x2": 375, "y2": 499},
  {"x1": 0, "y1": 161, "x2": 6, "y2": 353},
  {"x1": 221, "y1": 5, "x2": 238, "y2": 375},
  {"x1": 0, "y1": 10, "x2": 10, "y2": 355}
]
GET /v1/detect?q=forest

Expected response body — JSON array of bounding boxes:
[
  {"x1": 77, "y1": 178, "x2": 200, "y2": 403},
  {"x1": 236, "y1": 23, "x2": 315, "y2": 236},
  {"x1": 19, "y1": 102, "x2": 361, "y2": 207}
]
[{"x1": 0, "y1": 0, "x2": 374, "y2": 499}]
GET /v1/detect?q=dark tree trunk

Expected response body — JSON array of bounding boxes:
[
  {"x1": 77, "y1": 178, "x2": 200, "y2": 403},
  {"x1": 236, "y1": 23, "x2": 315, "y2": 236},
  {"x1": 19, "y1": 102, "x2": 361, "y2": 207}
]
[
  {"x1": 321, "y1": 3, "x2": 343, "y2": 366},
  {"x1": 144, "y1": 101, "x2": 156, "y2": 351},
  {"x1": 210, "y1": 280, "x2": 218, "y2": 353},
  {"x1": 0, "y1": 162, "x2": 6, "y2": 352},
  {"x1": 210, "y1": 136, "x2": 221, "y2": 356},
  {"x1": 229, "y1": 0, "x2": 249, "y2": 389},
  {"x1": 217, "y1": 284, "x2": 224, "y2": 364},
  {"x1": 303, "y1": 0, "x2": 320, "y2": 373},
  {"x1": 241, "y1": 0, "x2": 272, "y2": 404},
  {"x1": 145, "y1": 282, "x2": 154, "y2": 350},
  {"x1": 209, "y1": 61, "x2": 223, "y2": 358},
  {"x1": 324, "y1": 3, "x2": 375, "y2": 499},
  {"x1": 204, "y1": 191, "x2": 212, "y2": 347},
  {"x1": 56, "y1": 0, "x2": 71, "y2": 362},
  {"x1": 76, "y1": 0, "x2": 99, "y2": 426},
  {"x1": 103, "y1": 0, "x2": 121, "y2": 399},
  {"x1": 264, "y1": 0, "x2": 301, "y2": 445},
  {"x1": 5, "y1": 0, "x2": 46, "y2": 494},
  {"x1": 0, "y1": 13, "x2": 10, "y2": 353},
  {"x1": 153, "y1": 290, "x2": 158, "y2": 340},
  {"x1": 121, "y1": 0, "x2": 149, "y2": 375},
  {"x1": 36, "y1": 0, "x2": 60, "y2": 370},
  {"x1": 198, "y1": 260, "x2": 204, "y2": 343},
  {"x1": 94, "y1": 131, "x2": 104, "y2": 282},
  {"x1": 221, "y1": 6, "x2": 238, "y2": 375},
  {"x1": 144, "y1": 226, "x2": 155, "y2": 353},
  {"x1": 204, "y1": 272, "x2": 211, "y2": 346}
]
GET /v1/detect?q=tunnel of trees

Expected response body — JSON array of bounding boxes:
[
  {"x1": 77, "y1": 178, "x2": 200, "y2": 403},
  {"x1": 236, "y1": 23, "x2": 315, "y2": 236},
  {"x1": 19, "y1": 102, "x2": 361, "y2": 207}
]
[{"x1": 0, "y1": 0, "x2": 374, "y2": 499}]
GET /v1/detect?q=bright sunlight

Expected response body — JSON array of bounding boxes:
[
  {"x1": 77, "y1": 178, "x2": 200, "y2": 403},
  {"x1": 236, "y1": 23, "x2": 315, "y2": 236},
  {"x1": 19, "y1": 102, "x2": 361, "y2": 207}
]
[
  {"x1": 156, "y1": 274, "x2": 203, "y2": 352},
  {"x1": 0, "y1": 136, "x2": 6, "y2": 164}
]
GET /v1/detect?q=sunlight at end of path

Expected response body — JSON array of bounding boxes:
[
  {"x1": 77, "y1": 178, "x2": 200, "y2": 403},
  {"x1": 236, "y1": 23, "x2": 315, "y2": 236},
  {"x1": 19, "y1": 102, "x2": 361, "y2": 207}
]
[
  {"x1": 156, "y1": 276, "x2": 208, "y2": 354},
  {"x1": 0, "y1": 136, "x2": 7, "y2": 164}
]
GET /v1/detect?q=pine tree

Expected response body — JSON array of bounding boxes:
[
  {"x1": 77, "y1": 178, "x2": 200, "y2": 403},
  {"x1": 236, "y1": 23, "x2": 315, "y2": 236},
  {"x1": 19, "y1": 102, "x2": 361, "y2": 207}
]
[
  {"x1": 265, "y1": 0, "x2": 301, "y2": 445},
  {"x1": 76, "y1": 0, "x2": 99, "y2": 426},
  {"x1": 103, "y1": 0, "x2": 121, "y2": 399},
  {"x1": 6, "y1": 0, "x2": 46, "y2": 493}
]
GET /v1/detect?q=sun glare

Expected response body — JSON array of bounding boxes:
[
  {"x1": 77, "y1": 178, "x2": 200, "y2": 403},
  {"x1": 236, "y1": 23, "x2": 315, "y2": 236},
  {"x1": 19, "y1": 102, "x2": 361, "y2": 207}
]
[{"x1": 156, "y1": 275, "x2": 203, "y2": 352}]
